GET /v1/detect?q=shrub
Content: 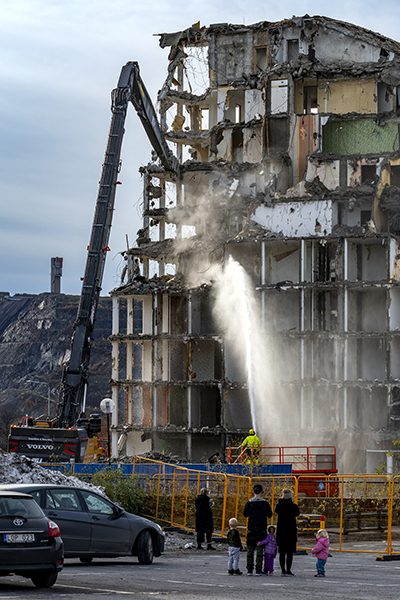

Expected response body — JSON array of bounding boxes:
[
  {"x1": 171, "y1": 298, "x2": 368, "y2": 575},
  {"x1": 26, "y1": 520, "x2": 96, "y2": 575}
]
[{"x1": 90, "y1": 468, "x2": 145, "y2": 514}]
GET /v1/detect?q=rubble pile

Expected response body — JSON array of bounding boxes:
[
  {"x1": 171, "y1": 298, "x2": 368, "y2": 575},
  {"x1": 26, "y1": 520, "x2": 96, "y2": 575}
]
[
  {"x1": 114, "y1": 450, "x2": 189, "y2": 464},
  {"x1": 0, "y1": 453, "x2": 102, "y2": 493},
  {"x1": 113, "y1": 273, "x2": 187, "y2": 296}
]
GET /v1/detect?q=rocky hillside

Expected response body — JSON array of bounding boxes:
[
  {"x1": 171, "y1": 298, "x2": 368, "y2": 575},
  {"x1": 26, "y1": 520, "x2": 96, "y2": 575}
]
[{"x1": 0, "y1": 293, "x2": 112, "y2": 420}]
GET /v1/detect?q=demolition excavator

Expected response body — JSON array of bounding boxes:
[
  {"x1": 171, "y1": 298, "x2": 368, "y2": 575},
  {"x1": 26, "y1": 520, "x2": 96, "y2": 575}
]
[{"x1": 9, "y1": 62, "x2": 179, "y2": 462}]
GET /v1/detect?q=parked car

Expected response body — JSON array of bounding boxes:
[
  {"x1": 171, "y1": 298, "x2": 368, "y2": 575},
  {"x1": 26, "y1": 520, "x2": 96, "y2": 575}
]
[
  {"x1": 0, "y1": 490, "x2": 63, "y2": 588},
  {"x1": 0, "y1": 484, "x2": 164, "y2": 564}
]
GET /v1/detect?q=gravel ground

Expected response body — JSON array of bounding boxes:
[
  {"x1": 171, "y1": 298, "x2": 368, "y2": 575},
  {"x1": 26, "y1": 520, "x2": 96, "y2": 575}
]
[{"x1": 164, "y1": 530, "x2": 227, "y2": 554}]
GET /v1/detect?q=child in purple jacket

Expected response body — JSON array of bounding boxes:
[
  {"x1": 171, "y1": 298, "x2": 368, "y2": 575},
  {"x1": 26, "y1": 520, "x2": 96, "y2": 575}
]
[
  {"x1": 311, "y1": 529, "x2": 329, "y2": 577},
  {"x1": 258, "y1": 525, "x2": 277, "y2": 575}
]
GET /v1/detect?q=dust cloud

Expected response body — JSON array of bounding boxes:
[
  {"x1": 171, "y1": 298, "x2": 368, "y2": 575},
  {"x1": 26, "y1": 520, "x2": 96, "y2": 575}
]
[{"x1": 172, "y1": 187, "x2": 276, "y2": 441}]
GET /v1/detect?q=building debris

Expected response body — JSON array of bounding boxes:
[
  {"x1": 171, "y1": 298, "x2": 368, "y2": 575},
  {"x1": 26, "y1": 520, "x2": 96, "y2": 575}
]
[
  {"x1": 0, "y1": 453, "x2": 102, "y2": 493},
  {"x1": 109, "y1": 15, "x2": 400, "y2": 473}
]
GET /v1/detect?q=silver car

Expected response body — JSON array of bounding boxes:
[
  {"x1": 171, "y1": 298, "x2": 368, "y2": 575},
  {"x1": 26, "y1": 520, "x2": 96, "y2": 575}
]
[{"x1": 0, "y1": 484, "x2": 164, "y2": 564}]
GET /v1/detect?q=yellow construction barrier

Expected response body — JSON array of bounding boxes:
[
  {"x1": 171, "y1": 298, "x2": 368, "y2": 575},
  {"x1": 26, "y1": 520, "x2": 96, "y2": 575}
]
[{"x1": 129, "y1": 459, "x2": 396, "y2": 555}]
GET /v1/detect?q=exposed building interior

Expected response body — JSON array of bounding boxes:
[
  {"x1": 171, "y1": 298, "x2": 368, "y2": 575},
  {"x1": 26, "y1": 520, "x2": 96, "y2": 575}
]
[{"x1": 109, "y1": 16, "x2": 400, "y2": 472}]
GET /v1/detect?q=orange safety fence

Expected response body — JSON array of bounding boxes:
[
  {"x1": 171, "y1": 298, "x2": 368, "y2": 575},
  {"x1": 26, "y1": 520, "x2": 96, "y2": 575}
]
[
  {"x1": 129, "y1": 458, "x2": 396, "y2": 555},
  {"x1": 45, "y1": 457, "x2": 396, "y2": 554}
]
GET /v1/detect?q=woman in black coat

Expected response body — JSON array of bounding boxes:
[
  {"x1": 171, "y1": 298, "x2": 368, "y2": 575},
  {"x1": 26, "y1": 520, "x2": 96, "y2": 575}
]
[
  {"x1": 195, "y1": 488, "x2": 215, "y2": 550},
  {"x1": 275, "y1": 488, "x2": 300, "y2": 576}
]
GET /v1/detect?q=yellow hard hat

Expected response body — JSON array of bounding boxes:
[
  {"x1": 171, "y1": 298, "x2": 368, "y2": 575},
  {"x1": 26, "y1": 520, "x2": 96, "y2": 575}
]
[{"x1": 249, "y1": 429, "x2": 255, "y2": 435}]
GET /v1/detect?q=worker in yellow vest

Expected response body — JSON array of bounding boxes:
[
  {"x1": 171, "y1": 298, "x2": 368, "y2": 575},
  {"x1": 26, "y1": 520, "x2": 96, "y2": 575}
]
[{"x1": 240, "y1": 429, "x2": 261, "y2": 464}]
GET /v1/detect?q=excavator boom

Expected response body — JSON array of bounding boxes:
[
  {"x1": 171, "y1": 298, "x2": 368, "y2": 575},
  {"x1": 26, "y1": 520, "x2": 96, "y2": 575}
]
[{"x1": 10, "y1": 62, "x2": 178, "y2": 461}]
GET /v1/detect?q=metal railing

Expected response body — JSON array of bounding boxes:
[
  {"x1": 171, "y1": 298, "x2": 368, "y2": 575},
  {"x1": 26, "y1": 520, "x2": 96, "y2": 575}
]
[
  {"x1": 226, "y1": 446, "x2": 336, "y2": 472},
  {"x1": 131, "y1": 460, "x2": 394, "y2": 554}
]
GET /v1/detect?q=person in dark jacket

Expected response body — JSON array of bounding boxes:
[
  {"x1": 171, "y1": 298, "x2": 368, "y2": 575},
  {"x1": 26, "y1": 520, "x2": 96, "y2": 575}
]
[
  {"x1": 195, "y1": 488, "x2": 215, "y2": 550},
  {"x1": 243, "y1": 484, "x2": 272, "y2": 575},
  {"x1": 275, "y1": 488, "x2": 300, "y2": 576},
  {"x1": 227, "y1": 517, "x2": 243, "y2": 575}
]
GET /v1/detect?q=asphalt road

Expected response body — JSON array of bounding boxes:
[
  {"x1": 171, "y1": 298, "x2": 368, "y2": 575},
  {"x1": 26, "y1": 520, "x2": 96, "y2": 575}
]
[{"x1": 0, "y1": 549, "x2": 399, "y2": 600}]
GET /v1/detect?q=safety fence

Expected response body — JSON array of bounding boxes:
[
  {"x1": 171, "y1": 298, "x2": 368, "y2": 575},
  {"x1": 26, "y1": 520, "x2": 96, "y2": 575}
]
[
  {"x1": 131, "y1": 461, "x2": 396, "y2": 555},
  {"x1": 43, "y1": 459, "x2": 398, "y2": 555},
  {"x1": 226, "y1": 446, "x2": 337, "y2": 472}
]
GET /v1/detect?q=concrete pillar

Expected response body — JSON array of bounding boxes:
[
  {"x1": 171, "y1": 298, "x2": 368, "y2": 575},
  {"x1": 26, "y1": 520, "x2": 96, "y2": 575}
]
[
  {"x1": 300, "y1": 239, "x2": 306, "y2": 429},
  {"x1": 261, "y1": 241, "x2": 266, "y2": 327},
  {"x1": 343, "y1": 238, "x2": 349, "y2": 429},
  {"x1": 186, "y1": 293, "x2": 192, "y2": 460},
  {"x1": 111, "y1": 296, "x2": 119, "y2": 458},
  {"x1": 387, "y1": 453, "x2": 394, "y2": 474},
  {"x1": 127, "y1": 297, "x2": 133, "y2": 424}
]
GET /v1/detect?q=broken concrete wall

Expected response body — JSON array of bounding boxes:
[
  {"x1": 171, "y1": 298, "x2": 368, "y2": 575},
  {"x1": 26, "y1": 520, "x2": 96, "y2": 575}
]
[
  {"x1": 253, "y1": 200, "x2": 335, "y2": 237},
  {"x1": 208, "y1": 29, "x2": 255, "y2": 86},
  {"x1": 306, "y1": 159, "x2": 340, "y2": 189}
]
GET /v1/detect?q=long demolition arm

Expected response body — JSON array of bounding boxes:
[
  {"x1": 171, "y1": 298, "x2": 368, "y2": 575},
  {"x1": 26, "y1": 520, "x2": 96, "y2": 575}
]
[{"x1": 57, "y1": 61, "x2": 178, "y2": 429}]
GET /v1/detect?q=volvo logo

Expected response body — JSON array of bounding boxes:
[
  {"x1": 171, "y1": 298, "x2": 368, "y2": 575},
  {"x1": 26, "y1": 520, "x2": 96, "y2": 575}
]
[{"x1": 13, "y1": 518, "x2": 24, "y2": 527}]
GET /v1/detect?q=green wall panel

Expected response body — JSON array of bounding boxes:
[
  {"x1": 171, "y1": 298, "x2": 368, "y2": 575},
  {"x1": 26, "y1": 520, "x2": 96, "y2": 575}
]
[{"x1": 322, "y1": 119, "x2": 399, "y2": 154}]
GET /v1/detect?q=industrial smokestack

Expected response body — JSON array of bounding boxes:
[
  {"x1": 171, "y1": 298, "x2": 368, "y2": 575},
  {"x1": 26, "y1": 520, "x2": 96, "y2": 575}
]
[{"x1": 50, "y1": 257, "x2": 63, "y2": 293}]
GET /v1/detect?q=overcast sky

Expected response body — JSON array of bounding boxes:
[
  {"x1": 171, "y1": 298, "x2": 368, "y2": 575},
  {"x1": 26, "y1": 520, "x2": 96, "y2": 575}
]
[{"x1": 2, "y1": 0, "x2": 400, "y2": 297}]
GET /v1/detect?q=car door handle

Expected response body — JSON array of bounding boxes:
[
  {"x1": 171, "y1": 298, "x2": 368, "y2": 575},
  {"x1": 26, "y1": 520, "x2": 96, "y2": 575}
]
[
  {"x1": 92, "y1": 516, "x2": 101, "y2": 520},
  {"x1": 48, "y1": 512, "x2": 58, "y2": 517}
]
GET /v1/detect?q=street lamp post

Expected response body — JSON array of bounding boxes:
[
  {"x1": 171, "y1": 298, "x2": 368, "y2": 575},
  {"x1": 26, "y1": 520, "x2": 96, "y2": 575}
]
[
  {"x1": 26, "y1": 380, "x2": 51, "y2": 418},
  {"x1": 100, "y1": 398, "x2": 115, "y2": 465}
]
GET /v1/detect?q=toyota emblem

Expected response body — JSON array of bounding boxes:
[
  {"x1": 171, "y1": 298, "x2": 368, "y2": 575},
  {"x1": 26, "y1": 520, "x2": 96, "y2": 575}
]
[{"x1": 13, "y1": 518, "x2": 24, "y2": 527}]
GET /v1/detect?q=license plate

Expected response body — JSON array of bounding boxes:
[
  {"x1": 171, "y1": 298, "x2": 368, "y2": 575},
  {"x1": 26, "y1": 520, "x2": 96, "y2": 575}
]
[{"x1": 3, "y1": 533, "x2": 35, "y2": 543}]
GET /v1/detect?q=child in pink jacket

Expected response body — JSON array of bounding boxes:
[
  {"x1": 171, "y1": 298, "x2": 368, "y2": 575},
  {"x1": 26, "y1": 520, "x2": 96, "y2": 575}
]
[{"x1": 311, "y1": 529, "x2": 329, "y2": 577}]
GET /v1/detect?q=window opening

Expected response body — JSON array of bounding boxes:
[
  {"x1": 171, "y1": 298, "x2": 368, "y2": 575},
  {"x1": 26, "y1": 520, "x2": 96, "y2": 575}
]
[
  {"x1": 314, "y1": 243, "x2": 334, "y2": 282},
  {"x1": 253, "y1": 46, "x2": 269, "y2": 71},
  {"x1": 377, "y1": 81, "x2": 392, "y2": 112},
  {"x1": 391, "y1": 165, "x2": 400, "y2": 187},
  {"x1": 360, "y1": 210, "x2": 372, "y2": 227},
  {"x1": 200, "y1": 108, "x2": 209, "y2": 130},
  {"x1": 235, "y1": 104, "x2": 242, "y2": 123},
  {"x1": 287, "y1": 39, "x2": 299, "y2": 61},
  {"x1": 232, "y1": 129, "x2": 243, "y2": 162},
  {"x1": 316, "y1": 291, "x2": 338, "y2": 331},
  {"x1": 361, "y1": 164, "x2": 376, "y2": 183},
  {"x1": 304, "y1": 86, "x2": 318, "y2": 114}
]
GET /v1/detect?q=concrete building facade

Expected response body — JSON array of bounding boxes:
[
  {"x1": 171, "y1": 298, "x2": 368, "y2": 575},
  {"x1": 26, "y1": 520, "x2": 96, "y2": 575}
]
[{"x1": 109, "y1": 16, "x2": 400, "y2": 472}]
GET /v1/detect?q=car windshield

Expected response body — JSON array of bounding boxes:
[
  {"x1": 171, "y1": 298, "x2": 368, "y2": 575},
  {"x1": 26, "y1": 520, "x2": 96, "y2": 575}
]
[{"x1": 0, "y1": 497, "x2": 44, "y2": 519}]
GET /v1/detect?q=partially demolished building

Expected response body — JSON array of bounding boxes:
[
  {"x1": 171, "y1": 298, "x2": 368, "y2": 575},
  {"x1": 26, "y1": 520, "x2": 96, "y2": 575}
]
[{"x1": 110, "y1": 16, "x2": 400, "y2": 472}]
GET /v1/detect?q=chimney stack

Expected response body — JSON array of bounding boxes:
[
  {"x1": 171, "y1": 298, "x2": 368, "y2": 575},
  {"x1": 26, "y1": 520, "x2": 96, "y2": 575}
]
[{"x1": 50, "y1": 257, "x2": 63, "y2": 293}]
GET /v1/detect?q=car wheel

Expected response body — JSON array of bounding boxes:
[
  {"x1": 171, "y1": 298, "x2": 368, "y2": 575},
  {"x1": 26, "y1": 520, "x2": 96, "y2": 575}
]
[
  {"x1": 137, "y1": 530, "x2": 154, "y2": 564},
  {"x1": 31, "y1": 570, "x2": 58, "y2": 588},
  {"x1": 79, "y1": 557, "x2": 93, "y2": 563}
]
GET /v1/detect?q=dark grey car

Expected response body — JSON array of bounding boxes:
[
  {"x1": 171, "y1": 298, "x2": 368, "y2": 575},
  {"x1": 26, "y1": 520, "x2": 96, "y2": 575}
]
[
  {"x1": 0, "y1": 484, "x2": 164, "y2": 564},
  {"x1": 0, "y1": 490, "x2": 63, "y2": 587}
]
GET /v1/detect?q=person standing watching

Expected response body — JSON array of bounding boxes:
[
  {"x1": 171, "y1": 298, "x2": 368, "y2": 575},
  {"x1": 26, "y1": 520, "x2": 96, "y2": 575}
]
[
  {"x1": 195, "y1": 488, "x2": 215, "y2": 550},
  {"x1": 243, "y1": 484, "x2": 272, "y2": 575},
  {"x1": 275, "y1": 488, "x2": 300, "y2": 576}
]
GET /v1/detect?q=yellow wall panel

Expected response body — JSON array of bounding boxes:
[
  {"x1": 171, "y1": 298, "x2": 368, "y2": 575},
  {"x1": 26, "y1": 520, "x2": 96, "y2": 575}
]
[
  {"x1": 323, "y1": 79, "x2": 376, "y2": 114},
  {"x1": 295, "y1": 78, "x2": 376, "y2": 115}
]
